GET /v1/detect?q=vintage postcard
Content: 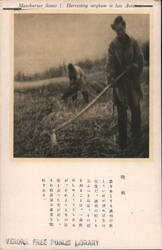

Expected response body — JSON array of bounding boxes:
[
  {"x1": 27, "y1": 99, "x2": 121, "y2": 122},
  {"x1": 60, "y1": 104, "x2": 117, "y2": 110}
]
[
  {"x1": 0, "y1": 0, "x2": 161, "y2": 249},
  {"x1": 13, "y1": 13, "x2": 150, "y2": 159}
]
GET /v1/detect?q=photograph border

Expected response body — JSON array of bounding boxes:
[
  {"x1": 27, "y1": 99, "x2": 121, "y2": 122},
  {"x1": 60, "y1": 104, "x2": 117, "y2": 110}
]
[{"x1": 12, "y1": 8, "x2": 153, "y2": 163}]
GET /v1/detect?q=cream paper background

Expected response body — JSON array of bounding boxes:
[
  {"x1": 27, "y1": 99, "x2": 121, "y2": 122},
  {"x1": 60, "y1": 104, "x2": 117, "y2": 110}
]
[{"x1": 0, "y1": 1, "x2": 161, "y2": 249}]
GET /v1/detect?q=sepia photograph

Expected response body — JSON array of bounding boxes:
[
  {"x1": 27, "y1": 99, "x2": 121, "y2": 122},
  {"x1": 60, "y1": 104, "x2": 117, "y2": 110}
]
[
  {"x1": 1, "y1": 4, "x2": 161, "y2": 249},
  {"x1": 14, "y1": 13, "x2": 149, "y2": 158}
]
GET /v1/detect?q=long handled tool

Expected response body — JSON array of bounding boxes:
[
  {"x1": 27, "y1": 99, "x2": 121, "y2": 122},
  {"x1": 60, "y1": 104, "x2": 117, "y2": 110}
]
[{"x1": 51, "y1": 69, "x2": 128, "y2": 146}]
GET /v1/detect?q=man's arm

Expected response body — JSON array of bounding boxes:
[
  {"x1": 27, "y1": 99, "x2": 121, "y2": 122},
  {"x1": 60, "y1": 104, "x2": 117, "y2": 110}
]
[{"x1": 106, "y1": 42, "x2": 116, "y2": 85}]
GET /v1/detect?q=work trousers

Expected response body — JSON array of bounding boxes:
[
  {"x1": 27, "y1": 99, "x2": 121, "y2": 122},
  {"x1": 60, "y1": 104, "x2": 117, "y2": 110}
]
[
  {"x1": 116, "y1": 104, "x2": 141, "y2": 149},
  {"x1": 63, "y1": 84, "x2": 89, "y2": 103}
]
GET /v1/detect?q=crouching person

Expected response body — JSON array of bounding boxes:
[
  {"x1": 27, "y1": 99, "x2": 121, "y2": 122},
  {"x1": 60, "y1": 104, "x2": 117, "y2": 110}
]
[{"x1": 62, "y1": 63, "x2": 89, "y2": 104}]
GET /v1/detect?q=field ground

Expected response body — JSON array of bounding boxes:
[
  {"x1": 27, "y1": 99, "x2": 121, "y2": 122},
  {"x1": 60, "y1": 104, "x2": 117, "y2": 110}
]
[{"x1": 14, "y1": 68, "x2": 149, "y2": 158}]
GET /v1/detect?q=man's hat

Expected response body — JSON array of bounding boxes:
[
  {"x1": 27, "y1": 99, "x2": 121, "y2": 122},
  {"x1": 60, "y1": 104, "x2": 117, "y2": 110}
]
[{"x1": 111, "y1": 16, "x2": 126, "y2": 30}]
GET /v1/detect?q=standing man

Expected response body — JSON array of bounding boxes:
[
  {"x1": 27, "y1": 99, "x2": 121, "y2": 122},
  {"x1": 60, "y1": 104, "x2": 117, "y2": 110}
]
[
  {"x1": 62, "y1": 63, "x2": 89, "y2": 104},
  {"x1": 106, "y1": 16, "x2": 143, "y2": 149}
]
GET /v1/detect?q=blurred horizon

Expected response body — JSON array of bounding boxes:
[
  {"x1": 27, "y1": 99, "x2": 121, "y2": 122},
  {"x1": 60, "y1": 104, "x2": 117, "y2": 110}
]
[{"x1": 14, "y1": 13, "x2": 149, "y2": 75}]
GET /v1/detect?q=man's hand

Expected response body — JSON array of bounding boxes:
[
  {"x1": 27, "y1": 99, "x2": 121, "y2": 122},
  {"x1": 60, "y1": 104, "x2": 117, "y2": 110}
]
[
  {"x1": 110, "y1": 78, "x2": 116, "y2": 87},
  {"x1": 125, "y1": 63, "x2": 139, "y2": 74},
  {"x1": 106, "y1": 76, "x2": 116, "y2": 87}
]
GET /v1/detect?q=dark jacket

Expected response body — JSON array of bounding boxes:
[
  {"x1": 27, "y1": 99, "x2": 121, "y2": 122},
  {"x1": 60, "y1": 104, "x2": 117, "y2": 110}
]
[{"x1": 106, "y1": 35, "x2": 144, "y2": 107}]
